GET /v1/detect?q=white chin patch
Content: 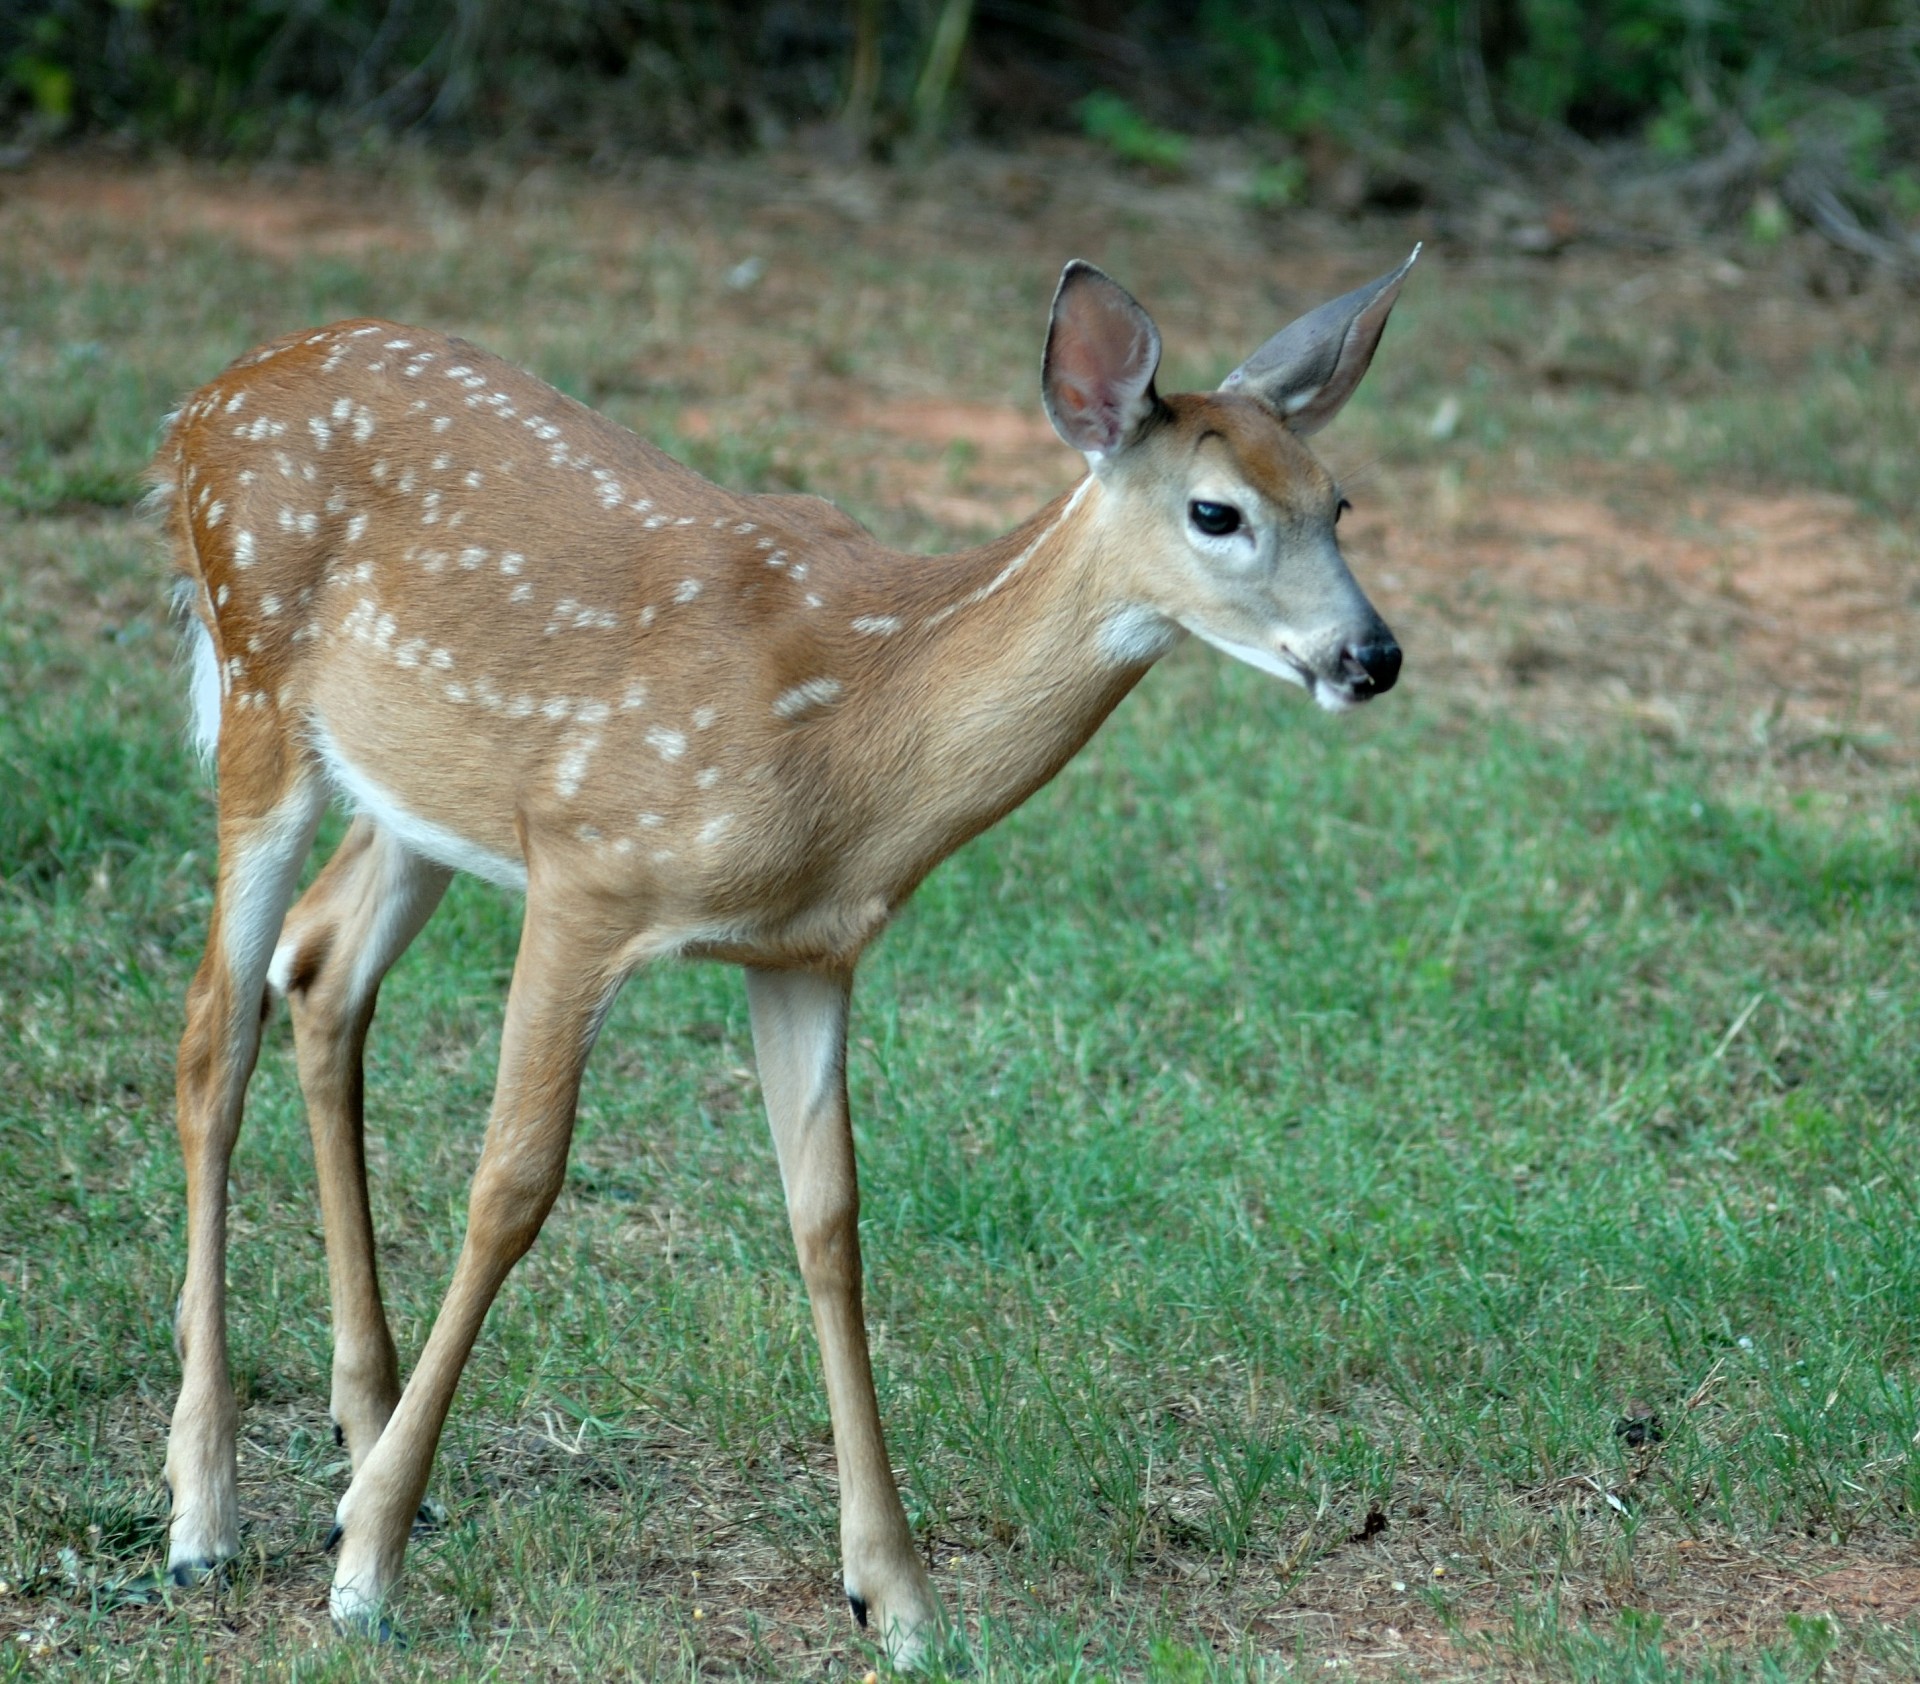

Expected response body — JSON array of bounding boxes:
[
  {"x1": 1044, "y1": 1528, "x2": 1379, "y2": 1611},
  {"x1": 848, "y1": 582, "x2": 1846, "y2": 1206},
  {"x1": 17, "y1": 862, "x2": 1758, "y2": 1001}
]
[
  {"x1": 1182, "y1": 622, "x2": 1311, "y2": 690},
  {"x1": 1310, "y1": 679, "x2": 1359, "y2": 714}
]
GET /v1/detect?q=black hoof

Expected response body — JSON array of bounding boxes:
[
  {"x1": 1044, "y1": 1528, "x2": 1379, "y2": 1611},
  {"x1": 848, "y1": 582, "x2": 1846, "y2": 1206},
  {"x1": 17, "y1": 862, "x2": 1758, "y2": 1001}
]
[
  {"x1": 166, "y1": 1558, "x2": 220, "y2": 1588},
  {"x1": 333, "y1": 1609, "x2": 404, "y2": 1647},
  {"x1": 333, "y1": 1421, "x2": 345, "y2": 1449},
  {"x1": 847, "y1": 1591, "x2": 869, "y2": 1629},
  {"x1": 322, "y1": 1521, "x2": 343, "y2": 1554}
]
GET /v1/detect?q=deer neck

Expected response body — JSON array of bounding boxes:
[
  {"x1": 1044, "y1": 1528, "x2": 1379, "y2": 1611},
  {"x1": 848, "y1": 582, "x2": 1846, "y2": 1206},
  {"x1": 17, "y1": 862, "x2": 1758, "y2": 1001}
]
[{"x1": 840, "y1": 474, "x2": 1174, "y2": 881}]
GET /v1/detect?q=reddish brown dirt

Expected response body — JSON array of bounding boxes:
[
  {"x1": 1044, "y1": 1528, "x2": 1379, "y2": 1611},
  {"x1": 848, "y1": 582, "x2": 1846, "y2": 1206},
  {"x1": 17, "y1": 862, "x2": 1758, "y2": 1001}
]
[{"x1": 3, "y1": 158, "x2": 427, "y2": 263}]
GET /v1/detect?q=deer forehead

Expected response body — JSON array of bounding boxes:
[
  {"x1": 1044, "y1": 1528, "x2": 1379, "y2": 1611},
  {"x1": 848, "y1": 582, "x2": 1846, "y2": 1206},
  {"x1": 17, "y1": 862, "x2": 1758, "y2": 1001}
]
[{"x1": 1149, "y1": 393, "x2": 1338, "y2": 517}]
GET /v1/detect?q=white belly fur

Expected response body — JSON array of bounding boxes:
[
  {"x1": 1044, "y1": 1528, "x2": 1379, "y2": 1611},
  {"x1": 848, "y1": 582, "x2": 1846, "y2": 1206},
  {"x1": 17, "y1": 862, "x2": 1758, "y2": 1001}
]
[{"x1": 308, "y1": 718, "x2": 529, "y2": 892}]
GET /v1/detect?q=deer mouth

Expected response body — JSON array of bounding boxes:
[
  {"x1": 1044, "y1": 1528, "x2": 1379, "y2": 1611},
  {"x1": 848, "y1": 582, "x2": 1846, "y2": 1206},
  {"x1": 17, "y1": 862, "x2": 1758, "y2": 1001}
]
[{"x1": 1306, "y1": 635, "x2": 1402, "y2": 711}]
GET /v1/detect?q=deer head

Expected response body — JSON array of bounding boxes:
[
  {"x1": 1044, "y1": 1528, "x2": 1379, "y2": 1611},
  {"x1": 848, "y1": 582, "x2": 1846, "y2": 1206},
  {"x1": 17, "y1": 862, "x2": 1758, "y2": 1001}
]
[{"x1": 1042, "y1": 249, "x2": 1417, "y2": 710}]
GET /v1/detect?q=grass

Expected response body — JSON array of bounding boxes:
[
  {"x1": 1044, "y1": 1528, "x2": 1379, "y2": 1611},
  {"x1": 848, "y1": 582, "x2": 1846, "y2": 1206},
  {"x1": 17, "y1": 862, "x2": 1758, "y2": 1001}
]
[{"x1": 2, "y1": 152, "x2": 1919, "y2": 1679}]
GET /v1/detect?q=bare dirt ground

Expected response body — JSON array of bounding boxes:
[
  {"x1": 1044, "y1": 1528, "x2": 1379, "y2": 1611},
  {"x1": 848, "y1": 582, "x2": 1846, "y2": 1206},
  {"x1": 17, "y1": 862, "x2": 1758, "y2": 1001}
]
[{"x1": 4, "y1": 151, "x2": 1916, "y2": 1676}]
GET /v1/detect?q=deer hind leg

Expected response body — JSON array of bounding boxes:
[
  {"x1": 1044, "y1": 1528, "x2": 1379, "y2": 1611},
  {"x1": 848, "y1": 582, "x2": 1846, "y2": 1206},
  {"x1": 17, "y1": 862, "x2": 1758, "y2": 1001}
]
[
  {"x1": 165, "y1": 763, "x2": 326, "y2": 1584},
  {"x1": 327, "y1": 892, "x2": 625, "y2": 1637},
  {"x1": 273, "y1": 816, "x2": 451, "y2": 1472},
  {"x1": 745, "y1": 967, "x2": 940, "y2": 1668}
]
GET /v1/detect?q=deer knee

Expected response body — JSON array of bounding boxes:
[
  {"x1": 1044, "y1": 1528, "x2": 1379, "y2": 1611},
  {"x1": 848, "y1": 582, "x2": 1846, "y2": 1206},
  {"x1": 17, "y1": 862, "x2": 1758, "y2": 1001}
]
[
  {"x1": 466, "y1": 1155, "x2": 567, "y2": 1266},
  {"x1": 790, "y1": 1184, "x2": 861, "y2": 1289}
]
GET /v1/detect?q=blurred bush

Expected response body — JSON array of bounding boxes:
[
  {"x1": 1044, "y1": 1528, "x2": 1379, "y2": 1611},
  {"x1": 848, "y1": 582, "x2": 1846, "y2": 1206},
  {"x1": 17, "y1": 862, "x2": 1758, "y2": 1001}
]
[{"x1": 2, "y1": 0, "x2": 1916, "y2": 185}]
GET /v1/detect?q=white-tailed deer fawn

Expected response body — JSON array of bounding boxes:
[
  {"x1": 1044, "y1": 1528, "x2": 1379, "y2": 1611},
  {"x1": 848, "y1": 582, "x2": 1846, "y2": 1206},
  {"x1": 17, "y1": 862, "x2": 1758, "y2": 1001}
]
[{"x1": 152, "y1": 250, "x2": 1414, "y2": 1663}]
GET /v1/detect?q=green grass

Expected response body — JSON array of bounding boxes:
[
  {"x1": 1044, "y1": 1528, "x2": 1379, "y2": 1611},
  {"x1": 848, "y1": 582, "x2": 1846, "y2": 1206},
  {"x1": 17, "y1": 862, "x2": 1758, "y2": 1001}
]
[
  {"x1": 3, "y1": 157, "x2": 1919, "y2": 1679},
  {"x1": 5, "y1": 554, "x2": 1919, "y2": 1676}
]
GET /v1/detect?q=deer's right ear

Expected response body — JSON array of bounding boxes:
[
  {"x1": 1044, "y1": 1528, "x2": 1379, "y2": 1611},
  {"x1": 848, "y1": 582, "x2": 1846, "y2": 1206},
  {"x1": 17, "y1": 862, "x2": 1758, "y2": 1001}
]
[{"x1": 1042, "y1": 261, "x2": 1163, "y2": 463}]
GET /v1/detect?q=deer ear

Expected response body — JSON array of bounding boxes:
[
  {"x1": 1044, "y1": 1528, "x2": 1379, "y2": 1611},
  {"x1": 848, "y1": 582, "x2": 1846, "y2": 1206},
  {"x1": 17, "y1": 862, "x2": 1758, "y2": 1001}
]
[
  {"x1": 1042, "y1": 261, "x2": 1163, "y2": 461},
  {"x1": 1220, "y1": 246, "x2": 1419, "y2": 435}
]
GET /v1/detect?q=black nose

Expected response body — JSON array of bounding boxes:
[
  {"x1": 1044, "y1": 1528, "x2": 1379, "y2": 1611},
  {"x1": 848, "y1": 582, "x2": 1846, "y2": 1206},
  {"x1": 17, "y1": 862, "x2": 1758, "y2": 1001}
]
[{"x1": 1343, "y1": 635, "x2": 1402, "y2": 696}]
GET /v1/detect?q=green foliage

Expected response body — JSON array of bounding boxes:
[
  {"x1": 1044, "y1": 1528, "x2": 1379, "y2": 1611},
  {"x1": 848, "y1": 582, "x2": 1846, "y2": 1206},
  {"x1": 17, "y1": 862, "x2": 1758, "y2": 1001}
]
[
  {"x1": 2, "y1": 0, "x2": 1915, "y2": 174},
  {"x1": 1076, "y1": 92, "x2": 1189, "y2": 172}
]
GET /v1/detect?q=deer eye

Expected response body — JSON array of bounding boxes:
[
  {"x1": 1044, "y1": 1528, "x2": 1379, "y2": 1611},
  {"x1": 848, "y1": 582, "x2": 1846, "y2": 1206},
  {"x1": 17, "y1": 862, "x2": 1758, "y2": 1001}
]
[
  {"x1": 1189, "y1": 500, "x2": 1242, "y2": 537},
  {"x1": 1335, "y1": 497, "x2": 1352, "y2": 524}
]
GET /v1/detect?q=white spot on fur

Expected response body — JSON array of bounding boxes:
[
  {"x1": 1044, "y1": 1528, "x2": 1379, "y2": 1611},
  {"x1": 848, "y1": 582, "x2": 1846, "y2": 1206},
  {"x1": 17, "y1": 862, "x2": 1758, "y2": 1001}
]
[
  {"x1": 674, "y1": 579, "x2": 702, "y2": 604},
  {"x1": 233, "y1": 530, "x2": 256, "y2": 567},
  {"x1": 773, "y1": 677, "x2": 842, "y2": 719},
  {"x1": 554, "y1": 732, "x2": 601, "y2": 798},
  {"x1": 851, "y1": 615, "x2": 900, "y2": 636},
  {"x1": 645, "y1": 725, "x2": 686, "y2": 760}
]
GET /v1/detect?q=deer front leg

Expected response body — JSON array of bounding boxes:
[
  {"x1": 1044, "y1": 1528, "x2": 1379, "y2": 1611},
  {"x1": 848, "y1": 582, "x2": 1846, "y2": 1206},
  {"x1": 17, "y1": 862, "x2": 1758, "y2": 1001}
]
[
  {"x1": 166, "y1": 776, "x2": 325, "y2": 1582},
  {"x1": 745, "y1": 966, "x2": 940, "y2": 1667},
  {"x1": 277, "y1": 818, "x2": 451, "y2": 1469},
  {"x1": 327, "y1": 899, "x2": 621, "y2": 1638}
]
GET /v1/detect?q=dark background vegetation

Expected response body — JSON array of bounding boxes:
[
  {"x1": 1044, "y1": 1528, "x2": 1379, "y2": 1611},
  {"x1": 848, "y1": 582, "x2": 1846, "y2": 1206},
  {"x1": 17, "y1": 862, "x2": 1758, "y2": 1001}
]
[{"x1": 5, "y1": 2, "x2": 1919, "y2": 264}]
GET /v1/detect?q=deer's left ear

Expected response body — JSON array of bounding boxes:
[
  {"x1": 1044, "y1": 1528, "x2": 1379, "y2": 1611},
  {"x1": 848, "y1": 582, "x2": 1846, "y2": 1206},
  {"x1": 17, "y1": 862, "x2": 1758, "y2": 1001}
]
[
  {"x1": 1221, "y1": 246, "x2": 1419, "y2": 435},
  {"x1": 1042, "y1": 261, "x2": 1163, "y2": 463}
]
